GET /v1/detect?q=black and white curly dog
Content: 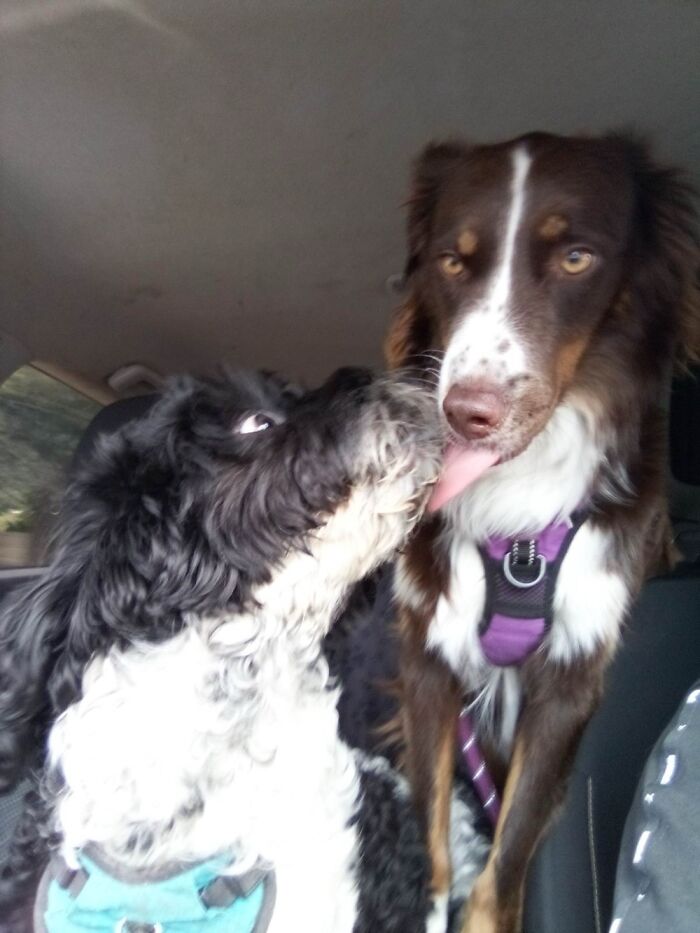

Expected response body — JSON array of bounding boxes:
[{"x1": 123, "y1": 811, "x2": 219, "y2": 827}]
[{"x1": 0, "y1": 368, "x2": 486, "y2": 933}]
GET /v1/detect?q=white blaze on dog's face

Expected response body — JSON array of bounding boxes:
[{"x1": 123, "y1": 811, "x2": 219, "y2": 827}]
[{"x1": 438, "y1": 147, "x2": 532, "y2": 402}]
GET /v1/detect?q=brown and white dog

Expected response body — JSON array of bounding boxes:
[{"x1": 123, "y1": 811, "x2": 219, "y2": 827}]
[{"x1": 385, "y1": 132, "x2": 699, "y2": 933}]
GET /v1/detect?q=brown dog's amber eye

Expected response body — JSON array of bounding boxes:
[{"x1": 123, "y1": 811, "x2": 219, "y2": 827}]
[
  {"x1": 560, "y1": 249, "x2": 593, "y2": 275},
  {"x1": 438, "y1": 254, "x2": 466, "y2": 277}
]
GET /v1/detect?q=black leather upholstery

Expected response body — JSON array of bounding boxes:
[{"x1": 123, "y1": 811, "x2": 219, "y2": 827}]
[
  {"x1": 523, "y1": 567, "x2": 700, "y2": 933},
  {"x1": 670, "y1": 366, "x2": 700, "y2": 488},
  {"x1": 522, "y1": 368, "x2": 700, "y2": 933},
  {"x1": 70, "y1": 394, "x2": 157, "y2": 469}
]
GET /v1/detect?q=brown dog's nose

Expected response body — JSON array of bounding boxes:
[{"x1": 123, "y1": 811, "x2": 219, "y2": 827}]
[{"x1": 443, "y1": 383, "x2": 506, "y2": 440}]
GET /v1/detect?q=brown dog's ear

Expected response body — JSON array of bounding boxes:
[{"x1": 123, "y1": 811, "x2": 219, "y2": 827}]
[
  {"x1": 383, "y1": 297, "x2": 440, "y2": 370},
  {"x1": 619, "y1": 135, "x2": 700, "y2": 369},
  {"x1": 384, "y1": 300, "x2": 418, "y2": 370},
  {"x1": 405, "y1": 140, "x2": 468, "y2": 278},
  {"x1": 386, "y1": 141, "x2": 467, "y2": 369}
]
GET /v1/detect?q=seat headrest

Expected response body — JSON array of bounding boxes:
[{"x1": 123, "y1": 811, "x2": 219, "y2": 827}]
[
  {"x1": 71, "y1": 394, "x2": 157, "y2": 472},
  {"x1": 670, "y1": 366, "x2": 700, "y2": 488}
]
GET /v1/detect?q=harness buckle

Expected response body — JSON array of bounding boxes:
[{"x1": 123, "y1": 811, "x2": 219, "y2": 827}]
[
  {"x1": 115, "y1": 921, "x2": 164, "y2": 933},
  {"x1": 502, "y1": 539, "x2": 547, "y2": 589}
]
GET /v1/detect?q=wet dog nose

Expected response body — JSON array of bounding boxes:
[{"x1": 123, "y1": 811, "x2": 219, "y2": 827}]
[{"x1": 443, "y1": 383, "x2": 506, "y2": 440}]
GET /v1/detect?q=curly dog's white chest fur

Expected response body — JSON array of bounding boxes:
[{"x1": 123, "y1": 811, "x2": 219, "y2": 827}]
[{"x1": 50, "y1": 618, "x2": 360, "y2": 932}]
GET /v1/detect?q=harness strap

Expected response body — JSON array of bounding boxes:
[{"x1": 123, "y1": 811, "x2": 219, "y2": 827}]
[
  {"x1": 50, "y1": 854, "x2": 267, "y2": 911},
  {"x1": 459, "y1": 511, "x2": 589, "y2": 825},
  {"x1": 51, "y1": 856, "x2": 89, "y2": 899},
  {"x1": 200, "y1": 867, "x2": 269, "y2": 909}
]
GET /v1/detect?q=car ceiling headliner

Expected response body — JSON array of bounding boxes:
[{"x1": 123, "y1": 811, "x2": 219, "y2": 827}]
[{"x1": 1, "y1": 0, "x2": 699, "y2": 389}]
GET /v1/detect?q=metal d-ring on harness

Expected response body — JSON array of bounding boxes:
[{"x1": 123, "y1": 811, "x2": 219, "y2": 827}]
[
  {"x1": 458, "y1": 510, "x2": 589, "y2": 828},
  {"x1": 502, "y1": 538, "x2": 547, "y2": 589}
]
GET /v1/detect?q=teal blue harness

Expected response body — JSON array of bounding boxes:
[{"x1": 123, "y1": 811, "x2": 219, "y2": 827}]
[{"x1": 34, "y1": 850, "x2": 275, "y2": 933}]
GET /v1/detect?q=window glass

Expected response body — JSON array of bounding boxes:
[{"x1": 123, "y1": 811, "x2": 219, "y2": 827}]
[{"x1": 0, "y1": 366, "x2": 101, "y2": 567}]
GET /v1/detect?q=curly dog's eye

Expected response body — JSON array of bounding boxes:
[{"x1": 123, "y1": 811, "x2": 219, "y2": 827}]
[{"x1": 237, "y1": 413, "x2": 274, "y2": 434}]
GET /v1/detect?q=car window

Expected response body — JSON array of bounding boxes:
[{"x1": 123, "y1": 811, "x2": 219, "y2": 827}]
[{"x1": 0, "y1": 365, "x2": 101, "y2": 568}]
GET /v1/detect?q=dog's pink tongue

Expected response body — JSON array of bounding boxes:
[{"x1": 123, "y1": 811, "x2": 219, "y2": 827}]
[{"x1": 428, "y1": 444, "x2": 499, "y2": 512}]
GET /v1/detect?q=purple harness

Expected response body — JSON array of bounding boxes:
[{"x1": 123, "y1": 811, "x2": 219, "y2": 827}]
[{"x1": 458, "y1": 512, "x2": 588, "y2": 826}]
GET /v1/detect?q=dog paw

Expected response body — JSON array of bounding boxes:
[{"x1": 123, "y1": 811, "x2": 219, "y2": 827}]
[
  {"x1": 461, "y1": 897, "x2": 520, "y2": 933},
  {"x1": 461, "y1": 871, "x2": 499, "y2": 933},
  {"x1": 426, "y1": 891, "x2": 449, "y2": 933},
  {"x1": 462, "y1": 906, "x2": 498, "y2": 933}
]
